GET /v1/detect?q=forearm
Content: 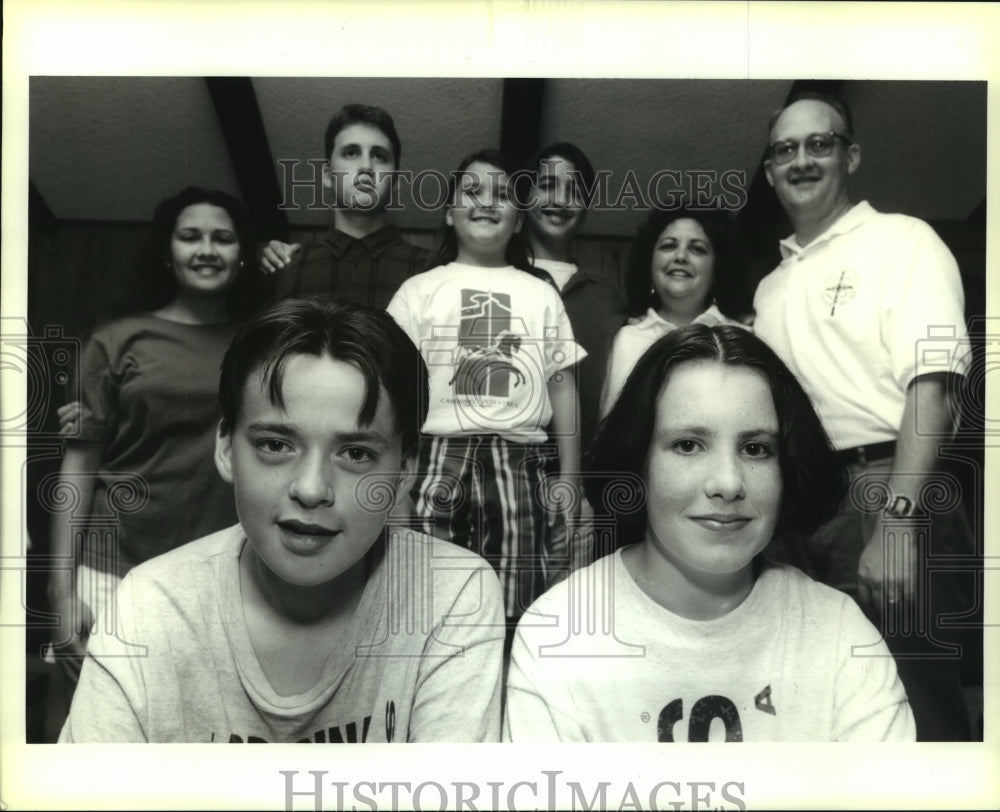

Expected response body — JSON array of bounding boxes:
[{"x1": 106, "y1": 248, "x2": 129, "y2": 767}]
[
  {"x1": 50, "y1": 442, "x2": 103, "y2": 575},
  {"x1": 545, "y1": 370, "x2": 583, "y2": 578},
  {"x1": 47, "y1": 442, "x2": 104, "y2": 657},
  {"x1": 885, "y1": 373, "x2": 956, "y2": 509},
  {"x1": 857, "y1": 374, "x2": 958, "y2": 605},
  {"x1": 548, "y1": 368, "x2": 581, "y2": 478}
]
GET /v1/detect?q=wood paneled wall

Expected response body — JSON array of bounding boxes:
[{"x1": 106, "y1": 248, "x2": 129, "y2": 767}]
[{"x1": 29, "y1": 218, "x2": 983, "y2": 343}]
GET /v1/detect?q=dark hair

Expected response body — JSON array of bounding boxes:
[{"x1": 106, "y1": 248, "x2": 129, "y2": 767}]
[
  {"x1": 525, "y1": 142, "x2": 597, "y2": 204},
  {"x1": 116, "y1": 186, "x2": 264, "y2": 319},
  {"x1": 323, "y1": 104, "x2": 402, "y2": 168},
  {"x1": 422, "y1": 148, "x2": 535, "y2": 273},
  {"x1": 218, "y1": 298, "x2": 428, "y2": 456},
  {"x1": 624, "y1": 207, "x2": 740, "y2": 319},
  {"x1": 585, "y1": 323, "x2": 845, "y2": 544},
  {"x1": 767, "y1": 91, "x2": 854, "y2": 141}
]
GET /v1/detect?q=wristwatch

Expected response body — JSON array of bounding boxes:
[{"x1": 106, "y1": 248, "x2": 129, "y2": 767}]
[{"x1": 883, "y1": 493, "x2": 916, "y2": 518}]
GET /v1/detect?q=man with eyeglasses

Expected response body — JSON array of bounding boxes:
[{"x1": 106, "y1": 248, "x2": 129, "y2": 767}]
[{"x1": 753, "y1": 91, "x2": 973, "y2": 741}]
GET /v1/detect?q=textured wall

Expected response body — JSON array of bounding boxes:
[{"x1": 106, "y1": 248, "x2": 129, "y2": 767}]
[
  {"x1": 29, "y1": 77, "x2": 241, "y2": 221},
  {"x1": 845, "y1": 80, "x2": 986, "y2": 220},
  {"x1": 539, "y1": 79, "x2": 792, "y2": 236}
]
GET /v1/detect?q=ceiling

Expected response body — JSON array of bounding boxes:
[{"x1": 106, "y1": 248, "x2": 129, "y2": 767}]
[{"x1": 29, "y1": 77, "x2": 986, "y2": 237}]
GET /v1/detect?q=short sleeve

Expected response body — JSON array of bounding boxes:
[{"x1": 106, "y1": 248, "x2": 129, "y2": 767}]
[
  {"x1": 59, "y1": 574, "x2": 150, "y2": 742},
  {"x1": 599, "y1": 321, "x2": 665, "y2": 418},
  {"x1": 385, "y1": 280, "x2": 421, "y2": 347},
  {"x1": 408, "y1": 563, "x2": 505, "y2": 742},
  {"x1": 503, "y1": 608, "x2": 589, "y2": 742},
  {"x1": 77, "y1": 332, "x2": 119, "y2": 442},
  {"x1": 883, "y1": 219, "x2": 970, "y2": 389},
  {"x1": 831, "y1": 599, "x2": 916, "y2": 741}
]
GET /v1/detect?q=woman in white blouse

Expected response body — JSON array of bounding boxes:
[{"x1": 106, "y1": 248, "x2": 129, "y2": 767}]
[{"x1": 600, "y1": 208, "x2": 744, "y2": 416}]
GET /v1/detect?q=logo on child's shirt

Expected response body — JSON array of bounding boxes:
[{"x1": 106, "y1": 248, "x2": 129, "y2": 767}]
[{"x1": 449, "y1": 290, "x2": 527, "y2": 398}]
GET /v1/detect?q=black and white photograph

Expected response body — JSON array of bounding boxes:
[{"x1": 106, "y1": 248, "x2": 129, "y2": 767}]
[{"x1": 2, "y1": 1, "x2": 997, "y2": 809}]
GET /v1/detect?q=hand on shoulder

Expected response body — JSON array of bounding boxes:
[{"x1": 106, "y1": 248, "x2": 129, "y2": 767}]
[{"x1": 259, "y1": 240, "x2": 301, "y2": 275}]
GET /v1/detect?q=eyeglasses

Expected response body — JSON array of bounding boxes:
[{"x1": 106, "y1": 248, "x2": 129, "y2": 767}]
[{"x1": 767, "y1": 132, "x2": 852, "y2": 165}]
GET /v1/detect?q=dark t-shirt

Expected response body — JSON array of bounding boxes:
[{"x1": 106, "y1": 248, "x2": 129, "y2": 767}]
[
  {"x1": 77, "y1": 313, "x2": 238, "y2": 575},
  {"x1": 560, "y1": 267, "x2": 627, "y2": 448}
]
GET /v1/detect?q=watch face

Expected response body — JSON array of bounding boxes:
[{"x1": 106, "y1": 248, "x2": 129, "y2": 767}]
[{"x1": 886, "y1": 494, "x2": 915, "y2": 518}]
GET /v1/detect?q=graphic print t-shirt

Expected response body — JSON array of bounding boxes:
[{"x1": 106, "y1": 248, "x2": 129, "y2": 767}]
[
  {"x1": 505, "y1": 551, "x2": 914, "y2": 742},
  {"x1": 387, "y1": 263, "x2": 584, "y2": 443}
]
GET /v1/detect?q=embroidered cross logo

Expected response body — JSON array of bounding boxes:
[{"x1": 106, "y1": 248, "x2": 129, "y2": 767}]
[{"x1": 823, "y1": 269, "x2": 857, "y2": 316}]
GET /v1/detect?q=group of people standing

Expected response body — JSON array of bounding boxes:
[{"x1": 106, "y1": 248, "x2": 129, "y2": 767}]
[{"x1": 52, "y1": 90, "x2": 974, "y2": 743}]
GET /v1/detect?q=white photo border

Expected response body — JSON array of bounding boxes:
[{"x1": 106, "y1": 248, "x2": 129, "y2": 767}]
[{"x1": 2, "y1": 1, "x2": 997, "y2": 809}]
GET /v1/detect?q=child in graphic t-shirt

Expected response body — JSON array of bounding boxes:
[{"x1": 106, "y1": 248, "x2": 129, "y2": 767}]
[{"x1": 387, "y1": 149, "x2": 586, "y2": 651}]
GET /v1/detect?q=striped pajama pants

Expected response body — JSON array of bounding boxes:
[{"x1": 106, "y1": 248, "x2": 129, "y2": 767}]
[{"x1": 410, "y1": 434, "x2": 569, "y2": 622}]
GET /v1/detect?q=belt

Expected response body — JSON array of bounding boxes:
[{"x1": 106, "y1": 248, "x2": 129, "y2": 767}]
[{"x1": 833, "y1": 441, "x2": 896, "y2": 466}]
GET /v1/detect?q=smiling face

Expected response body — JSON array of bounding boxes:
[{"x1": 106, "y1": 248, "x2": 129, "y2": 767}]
[
  {"x1": 764, "y1": 99, "x2": 860, "y2": 225},
  {"x1": 323, "y1": 122, "x2": 396, "y2": 212},
  {"x1": 526, "y1": 155, "x2": 585, "y2": 250},
  {"x1": 650, "y1": 218, "x2": 715, "y2": 317},
  {"x1": 215, "y1": 353, "x2": 407, "y2": 588},
  {"x1": 170, "y1": 203, "x2": 241, "y2": 296},
  {"x1": 643, "y1": 361, "x2": 782, "y2": 585},
  {"x1": 447, "y1": 160, "x2": 523, "y2": 267}
]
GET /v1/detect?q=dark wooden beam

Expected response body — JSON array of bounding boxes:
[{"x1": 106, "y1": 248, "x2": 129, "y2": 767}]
[
  {"x1": 204, "y1": 77, "x2": 289, "y2": 241},
  {"x1": 966, "y1": 196, "x2": 985, "y2": 226},
  {"x1": 29, "y1": 179, "x2": 57, "y2": 234},
  {"x1": 959, "y1": 197, "x2": 986, "y2": 322},
  {"x1": 499, "y1": 78, "x2": 546, "y2": 167}
]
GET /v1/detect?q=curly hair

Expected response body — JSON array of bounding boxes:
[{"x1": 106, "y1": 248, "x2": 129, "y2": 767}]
[{"x1": 624, "y1": 207, "x2": 741, "y2": 319}]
